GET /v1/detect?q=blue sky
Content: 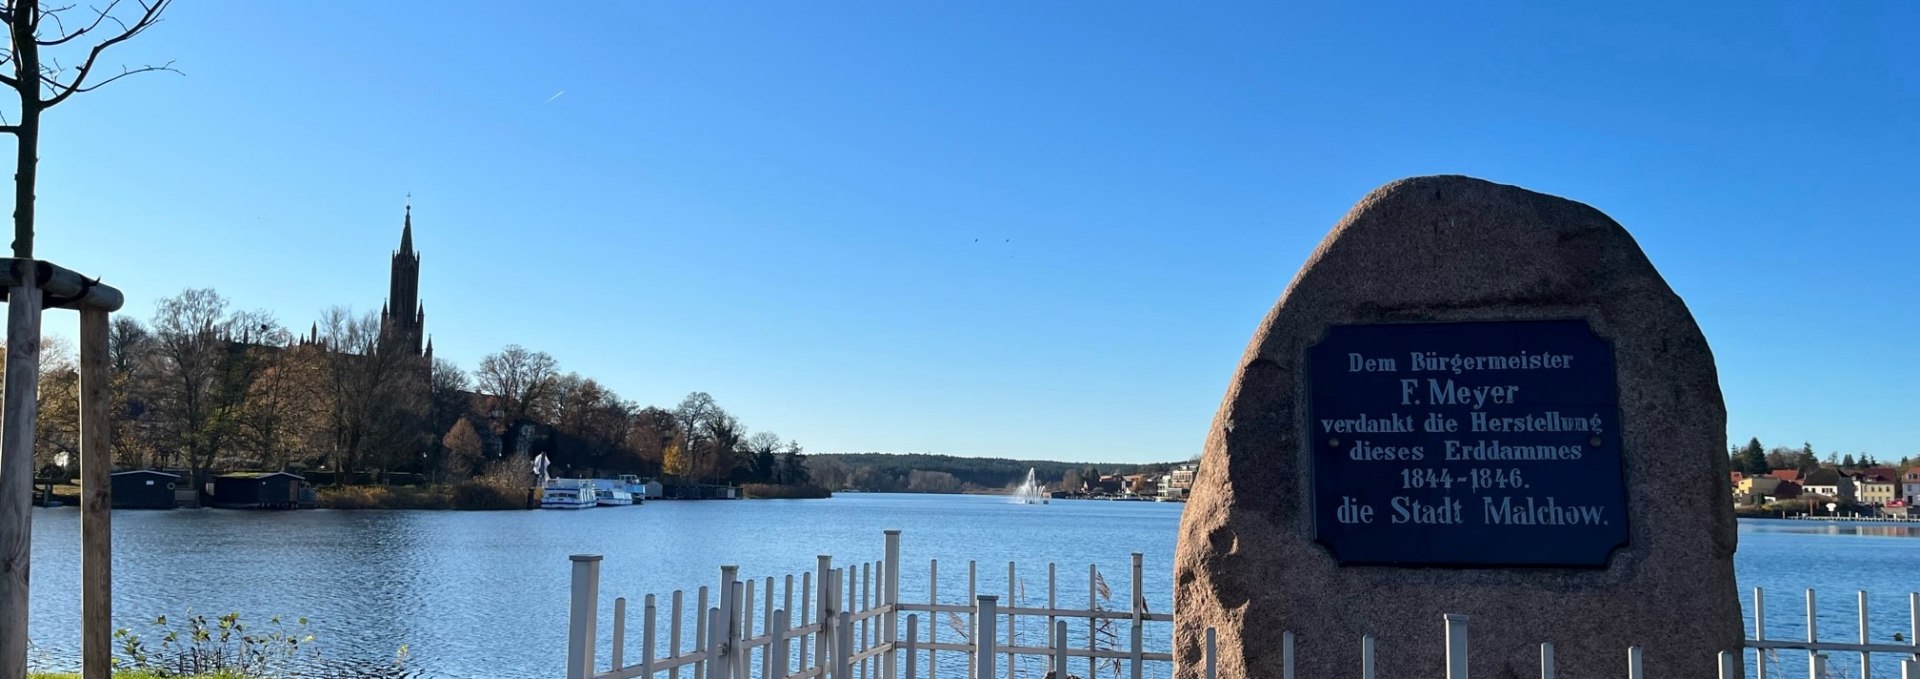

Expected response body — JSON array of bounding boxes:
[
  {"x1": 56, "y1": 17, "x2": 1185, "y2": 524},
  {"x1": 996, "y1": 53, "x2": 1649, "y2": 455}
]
[{"x1": 19, "y1": 2, "x2": 1918, "y2": 463}]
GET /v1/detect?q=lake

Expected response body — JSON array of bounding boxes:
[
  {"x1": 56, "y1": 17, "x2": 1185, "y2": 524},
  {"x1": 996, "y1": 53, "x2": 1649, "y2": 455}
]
[{"x1": 20, "y1": 494, "x2": 1920, "y2": 678}]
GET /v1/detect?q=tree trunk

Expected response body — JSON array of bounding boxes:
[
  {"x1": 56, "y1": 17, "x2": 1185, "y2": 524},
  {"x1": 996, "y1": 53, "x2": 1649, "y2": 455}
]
[{"x1": 10, "y1": 15, "x2": 39, "y2": 260}]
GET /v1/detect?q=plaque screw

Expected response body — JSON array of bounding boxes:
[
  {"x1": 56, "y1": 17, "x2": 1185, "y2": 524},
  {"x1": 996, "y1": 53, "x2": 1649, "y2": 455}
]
[
  {"x1": 1329, "y1": 437, "x2": 1341, "y2": 448},
  {"x1": 1589, "y1": 436, "x2": 1602, "y2": 447}
]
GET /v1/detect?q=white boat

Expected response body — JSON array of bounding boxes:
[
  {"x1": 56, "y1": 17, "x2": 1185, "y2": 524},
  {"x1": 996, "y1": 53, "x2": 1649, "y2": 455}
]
[
  {"x1": 589, "y1": 477, "x2": 645, "y2": 506},
  {"x1": 541, "y1": 480, "x2": 598, "y2": 510}
]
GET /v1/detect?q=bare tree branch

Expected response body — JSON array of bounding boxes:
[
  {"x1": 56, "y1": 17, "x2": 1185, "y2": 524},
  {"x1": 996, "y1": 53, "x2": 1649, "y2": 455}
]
[
  {"x1": 38, "y1": 0, "x2": 123, "y2": 47},
  {"x1": 43, "y1": 0, "x2": 166, "y2": 108},
  {"x1": 44, "y1": 57, "x2": 171, "y2": 97}
]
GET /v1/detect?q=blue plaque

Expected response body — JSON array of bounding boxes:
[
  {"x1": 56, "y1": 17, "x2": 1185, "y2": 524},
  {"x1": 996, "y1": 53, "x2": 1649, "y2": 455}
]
[{"x1": 1308, "y1": 319, "x2": 1628, "y2": 567}]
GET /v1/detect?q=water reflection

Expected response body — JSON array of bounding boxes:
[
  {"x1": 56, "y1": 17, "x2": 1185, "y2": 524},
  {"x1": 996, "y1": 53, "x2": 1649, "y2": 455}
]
[{"x1": 1740, "y1": 518, "x2": 1920, "y2": 538}]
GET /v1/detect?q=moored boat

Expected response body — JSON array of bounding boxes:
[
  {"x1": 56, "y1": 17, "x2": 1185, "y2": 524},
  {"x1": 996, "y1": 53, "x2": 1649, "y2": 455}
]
[
  {"x1": 541, "y1": 479, "x2": 598, "y2": 509},
  {"x1": 596, "y1": 487, "x2": 634, "y2": 506}
]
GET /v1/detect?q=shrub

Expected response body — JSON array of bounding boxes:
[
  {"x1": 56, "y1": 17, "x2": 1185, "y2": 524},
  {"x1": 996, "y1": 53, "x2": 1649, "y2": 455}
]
[
  {"x1": 448, "y1": 481, "x2": 526, "y2": 510},
  {"x1": 107, "y1": 611, "x2": 408, "y2": 678}
]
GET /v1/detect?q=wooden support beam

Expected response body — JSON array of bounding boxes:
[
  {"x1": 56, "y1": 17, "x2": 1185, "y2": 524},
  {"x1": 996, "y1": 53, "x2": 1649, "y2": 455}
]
[
  {"x1": 79, "y1": 308, "x2": 111, "y2": 679},
  {"x1": 0, "y1": 275, "x2": 43, "y2": 679},
  {"x1": 0, "y1": 259, "x2": 123, "y2": 312}
]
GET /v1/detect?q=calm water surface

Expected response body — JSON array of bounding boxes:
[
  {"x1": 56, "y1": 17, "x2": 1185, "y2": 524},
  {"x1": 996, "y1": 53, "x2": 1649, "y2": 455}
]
[{"x1": 22, "y1": 497, "x2": 1920, "y2": 678}]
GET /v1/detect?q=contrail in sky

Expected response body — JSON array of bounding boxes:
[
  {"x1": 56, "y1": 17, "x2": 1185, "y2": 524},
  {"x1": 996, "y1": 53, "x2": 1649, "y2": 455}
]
[{"x1": 543, "y1": 90, "x2": 565, "y2": 104}]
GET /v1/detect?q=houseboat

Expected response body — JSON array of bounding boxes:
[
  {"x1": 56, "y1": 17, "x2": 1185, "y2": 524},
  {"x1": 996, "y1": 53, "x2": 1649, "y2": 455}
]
[
  {"x1": 541, "y1": 479, "x2": 599, "y2": 510},
  {"x1": 594, "y1": 483, "x2": 635, "y2": 506},
  {"x1": 588, "y1": 476, "x2": 652, "y2": 506}
]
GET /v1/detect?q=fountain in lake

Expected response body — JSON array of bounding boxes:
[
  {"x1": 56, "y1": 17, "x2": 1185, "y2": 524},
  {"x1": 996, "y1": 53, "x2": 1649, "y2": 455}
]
[{"x1": 1013, "y1": 467, "x2": 1049, "y2": 504}]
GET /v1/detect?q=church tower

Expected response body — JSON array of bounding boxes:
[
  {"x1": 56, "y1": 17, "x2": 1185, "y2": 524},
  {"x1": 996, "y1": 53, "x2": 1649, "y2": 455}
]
[{"x1": 381, "y1": 204, "x2": 426, "y2": 356}]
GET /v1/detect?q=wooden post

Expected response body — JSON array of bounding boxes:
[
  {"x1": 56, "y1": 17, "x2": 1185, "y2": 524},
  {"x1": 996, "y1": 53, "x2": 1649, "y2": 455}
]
[
  {"x1": 568, "y1": 554, "x2": 603, "y2": 679},
  {"x1": 79, "y1": 308, "x2": 111, "y2": 679},
  {"x1": 0, "y1": 273, "x2": 43, "y2": 679}
]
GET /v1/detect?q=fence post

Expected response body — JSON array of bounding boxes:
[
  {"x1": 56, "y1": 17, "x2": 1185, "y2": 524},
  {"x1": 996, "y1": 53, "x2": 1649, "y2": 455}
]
[
  {"x1": 1204, "y1": 627, "x2": 1217, "y2": 679},
  {"x1": 1860, "y1": 591, "x2": 1872, "y2": 679},
  {"x1": 1720, "y1": 651, "x2": 1740, "y2": 679},
  {"x1": 707, "y1": 607, "x2": 726, "y2": 679},
  {"x1": 698, "y1": 587, "x2": 711, "y2": 679},
  {"x1": 1754, "y1": 588, "x2": 1768, "y2": 679},
  {"x1": 837, "y1": 611, "x2": 855, "y2": 679},
  {"x1": 1539, "y1": 642, "x2": 1554, "y2": 679},
  {"x1": 774, "y1": 609, "x2": 791, "y2": 679},
  {"x1": 1627, "y1": 646, "x2": 1644, "y2": 679},
  {"x1": 614, "y1": 597, "x2": 628, "y2": 670},
  {"x1": 1282, "y1": 630, "x2": 1295, "y2": 679},
  {"x1": 976, "y1": 596, "x2": 999, "y2": 679},
  {"x1": 886, "y1": 530, "x2": 902, "y2": 679},
  {"x1": 820, "y1": 556, "x2": 835, "y2": 679},
  {"x1": 760, "y1": 575, "x2": 768, "y2": 679},
  {"x1": 643, "y1": 595, "x2": 658, "y2": 679},
  {"x1": 1084, "y1": 564, "x2": 1094, "y2": 679},
  {"x1": 1444, "y1": 614, "x2": 1469, "y2": 679},
  {"x1": 1130, "y1": 553, "x2": 1144, "y2": 679},
  {"x1": 1901, "y1": 657, "x2": 1919, "y2": 679},
  {"x1": 672, "y1": 590, "x2": 685, "y2": 679},
  {"x1": 906, "y1": 614, "x2": 920, "y2": 679},
  {"x1": 1361, "y1": 635, "x2": 1375, "y2": 679},
  {"x1": 568, "y1": 554, "x2": 604, "y2": 679},
  {"x1": 1052, "y1": 620, "x2": 1069, "y2": 679},
  {"x1": 1806, "y1": 589, "x2": 1819, "y2": 679},
  {"x1": 929, "y1": 560, "x2": 939, "y2": 679},
  {"x1": 802, "y1": 572, "x2": 814, "y2": 675},
  {"x1": 734, "y1": 581, "x2": 749, "y2": 679}
]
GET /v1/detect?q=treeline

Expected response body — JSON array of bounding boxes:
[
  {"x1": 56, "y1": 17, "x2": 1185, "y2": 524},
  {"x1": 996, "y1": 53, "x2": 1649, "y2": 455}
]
[
  {"x1": 1727, "y1": 437, "x2": 1914, "y2": 475},
  {"x1": 807, "y1": 453, "x2": 1175, "y2": 493},
  {"x1": 15, "y1": 287, "x2": 815, "y2": 490}
]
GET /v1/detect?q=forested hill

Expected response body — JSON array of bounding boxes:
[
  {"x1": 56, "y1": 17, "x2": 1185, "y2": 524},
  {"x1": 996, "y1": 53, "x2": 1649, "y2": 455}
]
[{"x1": 805, "y1": 453, "x2": 1183, "y2": 493}]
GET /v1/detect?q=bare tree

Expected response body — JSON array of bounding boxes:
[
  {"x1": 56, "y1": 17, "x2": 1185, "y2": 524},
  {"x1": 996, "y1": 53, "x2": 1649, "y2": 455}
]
[
  {"x1": 141, "y1": 288, "x2": 244, "y2": 481},
  {"x1": 673, "y1": 392, "x2": 719, "y2": 480},
  {"x1": 237, "y1": 333, "x2": 321, "y2": 471},
  {"x1": 107, "y1": 315, "x2": 150, "y2": 375},
  {"x1": 1, "y1": 0, "x2": 177, "y2": 257},
  {"x1": 0, "y1": 333, "x2": 76, "y2": 471},
  {"x1": 311, "y1": 307, "x2": 424, "y2": 482},
  {"x1": 700, "y1": 412, "x2": 744, "y2": 482},
  {"x1": 474, "y1": 344, "x2": 557, "y2": 427}
]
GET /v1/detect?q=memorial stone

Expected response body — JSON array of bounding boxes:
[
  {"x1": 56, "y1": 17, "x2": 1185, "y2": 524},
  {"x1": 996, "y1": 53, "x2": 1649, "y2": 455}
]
[{"x1": 1173, "y1": 176, "x2": 1740, "y2": 678}]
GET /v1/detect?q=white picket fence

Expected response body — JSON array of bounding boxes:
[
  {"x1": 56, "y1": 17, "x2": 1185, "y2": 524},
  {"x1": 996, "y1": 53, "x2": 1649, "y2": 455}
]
[
  {"x1": 566, "y1": 531, "x2": 1920, "y2": 679},
  {"x1": 566, "y1": 530, "x2": 1184, "y2": 679},
  {"x1": 1743, "y1": 587, "x2": 1920, "y2": 679}
]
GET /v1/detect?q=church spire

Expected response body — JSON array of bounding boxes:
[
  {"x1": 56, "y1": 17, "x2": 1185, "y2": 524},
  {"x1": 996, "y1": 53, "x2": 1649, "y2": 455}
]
[{"x1": 399, "y1": 199, "x2": 415, "y2": 255}]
